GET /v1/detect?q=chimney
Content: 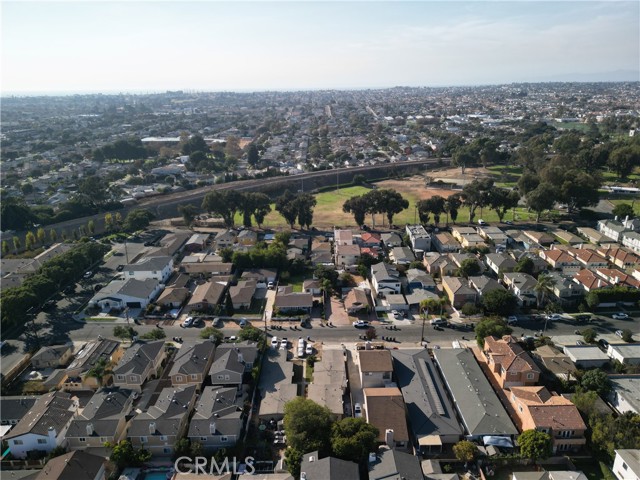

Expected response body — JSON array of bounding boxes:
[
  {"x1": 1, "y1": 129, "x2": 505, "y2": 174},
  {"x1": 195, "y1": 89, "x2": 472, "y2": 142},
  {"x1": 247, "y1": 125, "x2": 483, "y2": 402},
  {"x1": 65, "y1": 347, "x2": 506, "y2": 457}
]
[
  {"x1": 149, "y1": 422, "x2": 156, "y2": 435},
  {"x1": 237, "y1": 352, "x2": 244, "y2": 363},
  {"x1": 210, "y1": 422, "x2": 216, "y2": 435},
  {"x1": 308, "y1": 455, "x2": 315, "y2": 462},
  {"x1": 48, "y1": 426, "x2": 57, "y2": 442},
  {"x1": 86, "y1": 423, "x2": 94, "y2": 436},
  {"x1": 385, "y1": 429, "x2": 394, "y2": 446}
]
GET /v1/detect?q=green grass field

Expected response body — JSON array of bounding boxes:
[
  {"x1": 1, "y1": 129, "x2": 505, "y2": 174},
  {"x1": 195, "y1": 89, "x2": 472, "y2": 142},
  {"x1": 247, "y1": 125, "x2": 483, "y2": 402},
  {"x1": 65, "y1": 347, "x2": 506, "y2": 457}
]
[{"x1": 609, "y1": 199, "x2": 640, "y2": 215}]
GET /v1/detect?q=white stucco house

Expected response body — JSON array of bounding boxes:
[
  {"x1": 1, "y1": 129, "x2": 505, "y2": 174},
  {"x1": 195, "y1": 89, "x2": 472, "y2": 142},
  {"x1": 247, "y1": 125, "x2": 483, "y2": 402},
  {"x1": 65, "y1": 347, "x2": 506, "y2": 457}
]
[
  {"x1": 88, "y1": 278, "x2": 163, "y2": 310},
  {"x1": 121, "y1": 256, "x2": 173, "y2": 283}
]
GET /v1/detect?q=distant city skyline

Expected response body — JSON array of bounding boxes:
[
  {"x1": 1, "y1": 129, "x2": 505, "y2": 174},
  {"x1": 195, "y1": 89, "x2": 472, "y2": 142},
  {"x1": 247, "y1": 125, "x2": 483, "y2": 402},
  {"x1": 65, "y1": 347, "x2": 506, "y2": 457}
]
[{"x1": 2, "y1": 1, "x2": 639, "y2": 95}]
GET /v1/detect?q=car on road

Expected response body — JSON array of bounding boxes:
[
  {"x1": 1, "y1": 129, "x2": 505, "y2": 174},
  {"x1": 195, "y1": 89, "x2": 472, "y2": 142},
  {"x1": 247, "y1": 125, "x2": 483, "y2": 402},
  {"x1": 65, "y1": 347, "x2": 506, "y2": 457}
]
[
  {"x1": 615, "y1": 330, "x2": 625, "y2": 338},
  {"x1": 353, "y1": 320, "x2": 370, "y2": 328},
  {"x1": 575, "y1": 314, "x2": 591, "y2": 323},
  {"x1": 280, "y1": 338, "x2": 288, "y2": 350},
  {"x1": 354, "y1": 403, "x2": 362, "y2": 418},
  {"x1": 305, "y1": 344, "x2": 313, "y2": 355},
  {"x1": 576, "y1": 340, "x2": 586, "y2": 346},
  {"x1": 116, "y1": 265, "x2": 124, "y2": 272},
  {"x1": 268, "y1": 281, "x2": 275, "y2": 289},
  {"x1": 271, "y1": 336, "x2": 279, "y2": 348},
  {"x1": 430, "y1": 318, "x2": 447, "y2": 326},
  {"x1": 213, "y1": 317, "x2": 224, "y2": 328},
  {"x1": 504, "y1": 220, "x2": 513, "y2": 225},
  {"x1": 239, "y1": 318, "x2": 247, "y2": 328},
  {"x1": 182, "y1": 316, "x2": 194, "y2": 328},
  {"x1": 478, "y1": 219, "x2": 488, "y2": 226},
  {"x1": 612, "y1": 313, "x2": 629, "y2": 320},
  {"x1": 546, "y1": 314, "x2": 563, "y2": 321},
  {"x1": 598, "y1": 339, "x2": 609, "y2": 349},
  {"x1": 507, "y1": 316, "x2": 518, "y2": 325}
]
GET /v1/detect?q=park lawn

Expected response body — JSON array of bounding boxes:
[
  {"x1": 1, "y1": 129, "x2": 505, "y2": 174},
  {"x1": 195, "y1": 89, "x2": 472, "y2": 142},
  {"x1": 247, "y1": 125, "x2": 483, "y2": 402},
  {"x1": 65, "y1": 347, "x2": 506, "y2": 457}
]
[
  {"x1": 601, "y1": 166, "x2": 640, "y2": 182},
  {"x1": 609, "y1": 199, "x2": 640, "y2": 216}
]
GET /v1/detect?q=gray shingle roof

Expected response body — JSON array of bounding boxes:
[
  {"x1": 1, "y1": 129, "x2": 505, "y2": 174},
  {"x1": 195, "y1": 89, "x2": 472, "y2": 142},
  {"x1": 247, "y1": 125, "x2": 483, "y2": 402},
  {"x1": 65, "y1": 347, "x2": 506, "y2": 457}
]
[
  {"x1": 189, "y1": 386, "x2": 244, "y2": 437},
  {"x1": 113, "y1": 340, "x2": 164, "y2": 376},
  {"x1": 0, "y1": 396, "x2": 38, "y2": 423},
  {"x1": 123, "y1": 256, "x2": 172, "y2": 272},
  {"x1": 128, "y1": 385, "x2": 196, "y2": 437},
  {"x1": 300, "y1": 450, "x2": 359, "y2": 480},
  {"x1": 4, "y1": 392, "x2": 77, "y2": 439},
  {"x1": 169, "y1": 340, "x2": 216, "y2": 377},
  {"x1": 66, "y1": 389, "x2": 132, "y2": 438},
  {"x1": 434, "y1": 348, "x2": 517, "y2": 436}
]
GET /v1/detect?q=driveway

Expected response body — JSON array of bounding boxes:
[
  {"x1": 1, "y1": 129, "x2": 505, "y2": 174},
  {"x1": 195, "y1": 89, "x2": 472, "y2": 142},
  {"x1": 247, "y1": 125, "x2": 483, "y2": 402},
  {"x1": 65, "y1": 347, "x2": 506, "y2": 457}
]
[{"x1": 326, "y1": 297, "x2": 350, "y2": 326}]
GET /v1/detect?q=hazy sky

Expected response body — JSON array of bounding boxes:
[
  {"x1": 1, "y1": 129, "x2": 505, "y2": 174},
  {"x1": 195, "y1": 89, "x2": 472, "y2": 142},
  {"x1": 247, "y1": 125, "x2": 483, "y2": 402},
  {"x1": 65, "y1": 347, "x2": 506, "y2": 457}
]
[{"x1": 2, "y1": 1, "x2": 639, "y2": 94}]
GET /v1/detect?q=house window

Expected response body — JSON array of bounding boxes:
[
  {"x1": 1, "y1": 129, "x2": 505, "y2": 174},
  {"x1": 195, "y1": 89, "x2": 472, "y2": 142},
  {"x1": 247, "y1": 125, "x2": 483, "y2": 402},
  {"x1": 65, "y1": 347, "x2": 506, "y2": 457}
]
[
  {"x1": 140, "y1": 436, "x2": 148, "y2": 443},
  {"x1": 200, "y1": 436, "x2": 207, "y2": 441},
  {"x1": 101, "y1": 437, "x2": 107, "y2": 443},
  {"x1": 37, "y1": 439, "x2": 47, "y2": 444},
  {"x1": 220, "y1": 436, "x2": 228, "y2": 443},
  {"x1": 527, "y1": 373, "x2": 535, "y2": 379},
  {"x1": 13, "y1": 440, "x2": 23, "y2": 445},
  {"x1": 78, "y1": 437, "x2": 86, "y2": 443},
  {"x1": 383, "y1": 372, "x2": 391, "y2": 379},
  {"x1": 623, "y1": 463, "x2": 628, "y2": 470},
  {"x1": 190, "y1": 374, "x2": 198, "y2": 380},
  {"x1": 217, "y1": 375, "x2": 224, "y2": 380},
  {"x1": 224, "y1": 375, "x2": 230, "y2": 380},
  {"x1": 129, "y1": 272, "x2": 134, "y2": 276},
  {"x1": 366, "y1": 372, "x2": 373, "y2": 376},
  {"x1": 161, "y1": 435, "x2": 168, "y2": 441},
  {"x1": 501, "y1": 367, "x2": 506, "y2": 375},
  {"x1": 117, "y1": 375, "x2": 125, "y2": 381},
  {"x1": 164, "y1": 447, "x2": 172, "y2": 454},
  {"x1": 176, "y1": 376, "x2": 183, "y2": 382},
  {"x1": 152, "y1": 271, "x2": 157, "y2": 274},
  {"x1": 510, "y1": 371, "x2": 518, "y2": 376}
]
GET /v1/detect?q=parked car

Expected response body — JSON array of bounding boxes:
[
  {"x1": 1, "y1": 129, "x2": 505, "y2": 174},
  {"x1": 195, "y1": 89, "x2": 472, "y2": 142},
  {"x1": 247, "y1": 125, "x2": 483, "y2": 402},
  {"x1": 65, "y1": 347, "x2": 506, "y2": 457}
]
[
  {"x1": 430, "y1": 318, "x2": 447, "y2": 326},
  {"x1": 305, "y1": 344, "x2": 313, "y2": 355},
  {"x1": 353, "y1": 320, "x2": 369, "y2": 328},
  {"x1": 478, "y1": 219, "x2": 488, "y2": 226},
  {"x1": 239, "y1": 318, "x2": 247, "y2": 328},
  {"x1": 213, "y1": 317, "x2": 224, "y2": 328},
  {"x1": 507, "y1": 316, "x2": 518, "y2": 325},
  {"x1": 182, "y1": 316, "x2": 194, "y2": 328},
  {"x1": 280, "y1": 338, "x2": 288, "y2": 350},
  {"x1": 83, "y1": 271, "x2": 93, "y2": 279},
  {"x1": 575, "y1": 314, "x2": 591, "y2": 323},
  {"x1": 546, "y1": 314, "x2": 563, "y2": 321},
  {"x1": 598, "y1": 339, "x2": 609, "y2": 349},
  {"x1": 612, "y1": 313, "x2": 629, "y2": 320},
  {"x1": 354, "y1": 403, "x2": 362, "y2": 418},
  {"x1": 615, "y1": 330, "x2": 624, "y2": 338},
  {"x1": 271, "y1": 336, "x2": 279, "y2": 348}
]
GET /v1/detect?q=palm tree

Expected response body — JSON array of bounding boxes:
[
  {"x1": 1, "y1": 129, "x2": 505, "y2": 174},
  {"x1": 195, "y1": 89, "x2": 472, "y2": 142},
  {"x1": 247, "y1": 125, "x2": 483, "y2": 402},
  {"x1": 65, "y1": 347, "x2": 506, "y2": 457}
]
[
  {"x1": 86, "y1": 357, "x2": 113, "y2": 387},
  {"x1": 534, "y1": 273, "x2": 556, "y2": 308}
]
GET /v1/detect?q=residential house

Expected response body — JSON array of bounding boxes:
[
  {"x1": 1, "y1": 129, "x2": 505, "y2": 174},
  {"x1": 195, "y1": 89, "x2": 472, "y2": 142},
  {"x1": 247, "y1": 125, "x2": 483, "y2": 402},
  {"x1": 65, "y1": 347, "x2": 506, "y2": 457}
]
[
  {"x1": 334, "y1": 229, "x2": 354, "y2": 246},
  {"x1": 380, "y1": 232, "x2": 403, "y2": 248},
  {"x1": 63, "y1": 339, "x2": 125, "y2": 391},
  {"x1": 482, "y1": 335, "x2": 541, "y2": 388},
  {"x1": 573, "y1": 269, "x2": 610, "y2": 293},
  {"x1": 241, "y1": 268, "x2": 277, "y2": 287},
  {"x1": 229, "y1": 280, "x2": 257, "y2": 310},
  {"x1": 121, "y1": 256, "x2": 174, "y2": 283},
  {"x1": 185, "y1": 280, "x2": 227, "y2": 313},
  {"x1": 613, "y1": 449, "x2": 640, "y2": 480},
  {"x1": 598, "y1": 247, "x2": 640, "y2": 269},
  {"x1": 31, "y1": 450, "x2": 107, "y2": 480},
  {"x1": 4, "y1": 392, "x2": 79, "y2": 459},
  {"x1": 66, "y1": 388, "x2": 133, "y2": 451},
  {"x1": 359, "y1": 349, "x2": 393, "y2": 388},
  {"x1": 169, "y1": 340, "x2": 216, "y2": 390},
  {"x1": 31, "y1": 344, "x2": 73, "y2": 369},
  {"x1": 539, "y1": 250, "x2": 581, "y2": 275},
  {"x1": 156, "y1": 286, "x2": 189, "y2": 309},
  {"x1": 209, "y1": 341, "x2": 258, "y2": 390},
  {"x1": 478, "y1": 226, "x2": 509, "y2": 245},
  {"x1": 185, "y1": 233, "x2": 210, "y2": 252},
  {"x1": 622, "y1": 231, "x2": 640, "y2": 254},
  {"x1": 258, "y1": 351, "x2": 298, "y2": 421},
  {"x1": 112, "y1": 341, "x2": 166, "y2": 392},
  {"x1": 545, "y1": 271, "x2": 583, "y2": 305},
  {"x1": 609, "y1": 375, "x2": 640, "y2": 414},
  {"x1": 598, "y1": 219, "x2": 627, "y2": 242},
  {"x1": 485, "y1": 253, "x2": 517, "y2": 276},
  {"x1": 360, "y1": 232, "x2": 382, "y2": 249},
  {"x1": 371, "y1": 262, "x2": 402, "y2": 296},
  {"x1": 274, "y1": 287, "x2": 313, "y2": 313},
  {"x1": 310, "y1": 240, "x2": 334, "y2": 266},
  {"x1": 391, "y1": 349, "x2": 463, "y2": 453},
  {"x1": 502, "y1": 272, "x2": 537, "y2": 307},
  {"x1": 88, "y1": 278, "x2": 162, "y2": 310},
  {"x1": 552, "y1": 230, "x2": 584, "y2": 245},
  {"x1": 405, "y1": 224, "x2": 431, "y2": 252},
  {"x1": 237, "y1": 229, "x2": 258, "y2": 246},
  {"x1": 434, "y1": 348, "x2": 518, "y2": 439},
  {"x1": 181, "y1": 261, "x2": 233, "y2": 277},
  {"x1": 214, "y1": 230, "x2": 237, "y2": 250},
  {"x1": 188, "y1": 386, "x2": 246, "y2": 453},
  {"x1": 468, "y1": 275, "x2": 506, "y2": 299},
  {"x1": 303, "y1": 279, "x2": 322, "y2": 296},
  {"x1": 532, "y1": 345, "x2": 577, "y2": 383},
  {"x1": 128, "y1": 385, "x2": 197, "y2": 456},
  {"x1": 523, "y1": 230, "x2": 556, "y2": 247},
  {"x1": 335, "y1": 243, "x2": 361, "y2": 267},
  {"x1": 595, "y1": 268, "x2": 640, "y2": 288},
  {"x1": 507, "y1": 386, "x2": 587, "y2": 453},
  {"x1": 577, "y1": 226, "x2": 617, "y2": 245},
  {"x1": 563, "y1": 346, "x2": 610, "y2": 368},
  {"x1": 451, "y1": 226, "x2": 477, "y2": 243},
  {"x1": 369, "y1": 447, "x2": 424, "y2": 480},
  {"x1": 363, "y1": 387, "x2": 411, "y2": 451},
  {"x1": 300, "y1": 450, "x2": 359, "y2": 480},
  {"x1": 385, "y1": 293, "x2": 409, "y2": 313},
  {"x1": 432, "y1": 232, "x2": 461, "y2": 253},
  {"x1": 569, "y1": 249, "x2": 609, "y2": 269},
  {"x1": 308, "y1": 349, "x2": 348, "y2": 418},
  {"x1": 406, "y1": 268, "x2": 436, "y2": 291},
  {"x1": 344, "y1": 288, "x2": 372, "y2": 315},
  {"x1": 607, "y1": 344, "x2": 640, "y2": 366},
  {"x1": 0, "y1": 396, "x2": 38, "y2": 426},
  {"x1": 450, "y1": 252, "x2": 482, "y2": 272},
  {"x1": 441, "y1": 276, "x2": 477, "y2": 309},
  {"x1": 390, "y1": 246, "x2": 416, "y2": 265}
]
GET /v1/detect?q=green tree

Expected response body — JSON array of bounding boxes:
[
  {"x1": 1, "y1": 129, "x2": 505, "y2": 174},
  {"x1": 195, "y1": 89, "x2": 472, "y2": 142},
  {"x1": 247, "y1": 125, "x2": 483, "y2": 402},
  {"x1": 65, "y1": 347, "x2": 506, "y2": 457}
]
[
  {"x1": 178, "y1": 204, "x2": 198, "y2": 227},
  {"x1": 330, "y1": 418, "x2": 379, "y2": 463},
  {"x1": 1, "y1": 240, "x2": 8, "y2": 256},
  {"x1": 526, "y1": 183, "x2": 556, "y2": 222},
  {"x1": 489, "y1": 188, "x2": 521, "y2": 222},
  {"x1": 140, "y1": 329, "x2": 166, "y2": 340},
  {"x1": 87, "y1": 220, "x2": 95, "y2": 235},
  {"x1": 49, "y1": 229, "x2": 58, "y2": 243},
  {"x1": 457, "y1": 258, "x2": 481, "y2": 278},
  {"x1": 104, "y1": 212, "x2": 114, "y2": 231},
  {"x1": 590, "y1": 412, "x2": 640, "y2": 461},
  {"x1": 122, "y1": 209, "x2": 154, "y2": 232},
  {"x1": 181, "y1": 134, "x2": 209, "y2": 156},
  {"x1": 581, "y1": 369, "x2": 611, "y2": 396},
  {"x1": 295, "y1": 193, "x2": 317, "y2": 229},
  {"x1": 247, "y1": 144, "x2": 260, "y2": 167},
  {"x1": 461, "y1": 178, "x2": 494, "y2": 223},
  {"x1": 608, "y1": 144, "x2": 640, "y2": 179},
  {"x1": 582, "y1": 328, "x2": 598, "y2": 344},
  {"x1": 36, "y1": 227, "x2": 46, "y2": 245},
  {"x1": 283, "y1": 398, "x2": 333, "y2": 457},
  {"x1": 202, "y1": 190, "x2": 243, "y2": 227},
  {"x1": 621, "y1": 329, "x2": 634, "y2": 342},
  {"x1": 275, "y1": 190, "x2": 299, "y2": 228},
  {"x1": 378, "y1": 189, "x2": 409, "y2": 225},
  {"x1": 105, "y1": 440, "x2": 151, "y2": 469},
  {"x1": 252, "y1": 193, "x2": 272, "y2": 228},
  {"x1": 534, "y1": 273, "x2": 556, "y2": 308},
  {"x1": 200, "y1": 327, "x2": 223, "y2": 344},
  {"x1": 514, "y1": 257, "x2": 535, "y2": 275},
  {"x1": 12, "y1": 236, "x2": 21, "y2": 253},
  {"x1": 612, "y1": 203, "x2": 635, "y2": 219},
  {"x1": 482, "y1": 289, "x2": 518, "y2": 317},
  {"x1": 343, "y1": 195, "x2": 369, "y2": 226},
  {"x1": 453, "y1": 440, "x2": 477, "y2": 463},
  {"x1": 443, "y1": 194, "x2": 462, "y2": 225},
  {"x1": 86, "y1": 357, "x2": 112, "y2": 386},
  {"x1": 25, "y1": 231, "x2": 36, "y2": 250},
  {"x1": 113, "y1": 325, "x2": 137, "y2": 342},
  {"x1": 475, "y1": 317, "x2": 513, "y2": 347},
  {"x1": 518, "y1": 429, "x2": 552, "y2": 462},
  {"x1": 238, "y1": 325, "x2": 264, "y2": 343}
]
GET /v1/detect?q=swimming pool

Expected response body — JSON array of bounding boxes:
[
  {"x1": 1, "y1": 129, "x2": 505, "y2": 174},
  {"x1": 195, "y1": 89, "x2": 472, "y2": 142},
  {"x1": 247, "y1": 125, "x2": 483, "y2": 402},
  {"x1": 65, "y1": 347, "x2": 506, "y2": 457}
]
[{"x1": 140, "y1": 472, "x2": 171, "y2": 480}]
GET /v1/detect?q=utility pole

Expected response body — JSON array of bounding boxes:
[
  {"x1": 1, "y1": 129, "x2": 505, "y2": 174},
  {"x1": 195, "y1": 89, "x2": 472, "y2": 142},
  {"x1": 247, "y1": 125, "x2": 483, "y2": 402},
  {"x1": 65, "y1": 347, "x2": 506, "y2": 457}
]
[{"x1": 421, "y1": 308, "x2": 428, "y2": 344}]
